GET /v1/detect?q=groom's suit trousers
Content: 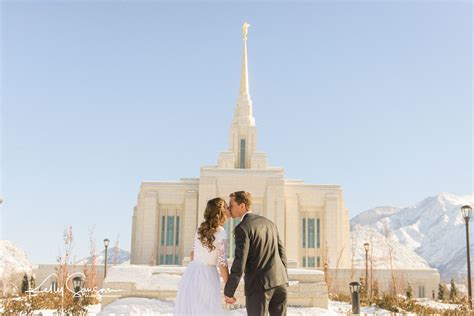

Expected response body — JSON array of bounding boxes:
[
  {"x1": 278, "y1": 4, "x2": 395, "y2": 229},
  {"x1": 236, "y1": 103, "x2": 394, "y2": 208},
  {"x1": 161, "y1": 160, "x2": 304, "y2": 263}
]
[{"x1": 246, "y1": 284, "x2": 287, "y2": 316}]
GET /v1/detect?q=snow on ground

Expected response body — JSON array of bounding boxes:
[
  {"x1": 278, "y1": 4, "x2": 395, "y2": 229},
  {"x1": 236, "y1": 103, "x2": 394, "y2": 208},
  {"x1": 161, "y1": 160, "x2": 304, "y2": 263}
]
[
  {"x1": 416, "y1": 298, "x2": 461, "y2": 310},
  {"x1": 105, "y1": 265, "x2": 185, "y2": 291},
  {"x1": 97, "y1": 298, "x2": 339, "y2": 316},
  {"x1": 2, "y1": 298, "x2": 462, "y2": 315},
  {"x1": 288, "y1": 269, "x2": 324, "y2": 275},
  {"x1": 98, "y1": 298, "x2": 175, "y2": 315},
  {"x1": 134, "y1": 273, "x2": 181, "y2": 291},
  {"x1": 96, "y1": 298, "x2": 397, "y2": 315},
  {"x1": 329, "y1": 300, "x2": 401, "y2": 315},
  {"x1": 97, "y1": 298, "x2": 462, "y2": 315},
  {"x1": 328, "y1": 300, "x2": 351, "y2": 314}
]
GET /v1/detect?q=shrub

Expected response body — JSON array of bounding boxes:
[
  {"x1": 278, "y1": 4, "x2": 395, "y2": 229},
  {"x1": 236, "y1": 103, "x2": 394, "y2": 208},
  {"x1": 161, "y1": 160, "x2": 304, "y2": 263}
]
[{"x1": 1, "y1": 291, "x2": 99, "y2": 315}]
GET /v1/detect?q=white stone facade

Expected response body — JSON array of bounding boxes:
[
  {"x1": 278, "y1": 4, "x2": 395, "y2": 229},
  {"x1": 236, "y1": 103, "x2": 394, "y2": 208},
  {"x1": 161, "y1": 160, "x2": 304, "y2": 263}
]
[{"x1": 130, "y1": 27, "x2": 351, "y2": 270}]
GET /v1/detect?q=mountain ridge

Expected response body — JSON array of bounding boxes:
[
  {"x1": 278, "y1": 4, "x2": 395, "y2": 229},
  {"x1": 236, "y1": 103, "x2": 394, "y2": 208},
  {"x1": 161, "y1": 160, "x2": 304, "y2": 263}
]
[{"x1": 351, "y1": 192, "x2": 474, "y2": 281}]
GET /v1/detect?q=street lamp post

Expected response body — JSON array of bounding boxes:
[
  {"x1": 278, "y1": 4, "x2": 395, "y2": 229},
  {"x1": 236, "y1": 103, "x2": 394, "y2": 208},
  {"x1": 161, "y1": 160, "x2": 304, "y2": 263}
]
[
  {"x1": 364, "y1": 242, "x2": 369, "y2": 299},
  {"x1": 461, "y1": 205, "x2": 473, "y2": 310},
  {"x1": 350, "y1": 281, "x2": 361, "y2": 314},
  {"x1": 72, "y1": 276, "x2": 83, "y2": 302},
  {"x1": 104, "y1": 238, "x2": 110, "y2": 279}
]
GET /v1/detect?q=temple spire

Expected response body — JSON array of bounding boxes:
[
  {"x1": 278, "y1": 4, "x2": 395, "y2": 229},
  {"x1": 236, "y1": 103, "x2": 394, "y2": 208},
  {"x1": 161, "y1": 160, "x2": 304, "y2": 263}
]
[
  {"x1": 218, "y1": 22, "x2": 267, "y2": 170},
  {"x1": 239, "y1": 22, "x2": 250, "y2": 97}
]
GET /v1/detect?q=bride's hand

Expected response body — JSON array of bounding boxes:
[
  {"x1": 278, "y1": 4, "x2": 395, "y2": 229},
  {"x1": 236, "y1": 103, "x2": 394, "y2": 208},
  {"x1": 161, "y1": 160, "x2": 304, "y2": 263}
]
[{"x1": 224, "y1": 296, "x2": 236, "y2": 304}]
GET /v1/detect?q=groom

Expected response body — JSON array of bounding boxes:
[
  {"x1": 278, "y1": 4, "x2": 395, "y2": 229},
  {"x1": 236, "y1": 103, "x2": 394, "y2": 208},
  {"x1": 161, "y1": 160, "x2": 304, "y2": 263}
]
[{"x1": 224, "y1": 191, "x2": 288, "y2": 316}]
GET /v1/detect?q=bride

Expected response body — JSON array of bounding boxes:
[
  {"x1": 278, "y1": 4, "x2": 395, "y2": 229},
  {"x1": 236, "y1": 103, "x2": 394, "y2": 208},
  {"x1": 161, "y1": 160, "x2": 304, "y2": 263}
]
[{"x1": 174, "y1": 197, "x2": 230, "y2": 315}]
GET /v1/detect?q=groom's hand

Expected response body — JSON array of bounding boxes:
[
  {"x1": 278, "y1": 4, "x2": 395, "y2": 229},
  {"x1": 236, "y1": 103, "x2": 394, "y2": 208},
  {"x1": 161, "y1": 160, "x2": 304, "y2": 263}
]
[{"x1": 224, "y1": 296, "x2": 236, "y2": 304}]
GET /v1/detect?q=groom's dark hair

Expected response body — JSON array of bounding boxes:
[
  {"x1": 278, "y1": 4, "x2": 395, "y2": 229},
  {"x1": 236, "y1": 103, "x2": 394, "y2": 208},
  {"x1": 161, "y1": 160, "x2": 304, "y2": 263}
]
[{"x1": 230, "y1": 191, "x2": 252, "y2": 210}]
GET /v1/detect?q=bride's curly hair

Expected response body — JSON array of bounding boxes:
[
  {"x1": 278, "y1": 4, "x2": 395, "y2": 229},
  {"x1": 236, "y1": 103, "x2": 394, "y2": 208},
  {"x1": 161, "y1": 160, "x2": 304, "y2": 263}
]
[{"x1": 198, "y1": 197, "x2": 228, "y2": 252}]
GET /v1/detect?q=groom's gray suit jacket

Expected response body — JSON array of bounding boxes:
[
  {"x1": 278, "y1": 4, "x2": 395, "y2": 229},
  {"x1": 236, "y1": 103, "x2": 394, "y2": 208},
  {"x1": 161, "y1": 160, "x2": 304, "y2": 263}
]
[{"x1": 224, "y1": 213, "x2": 288, "y2": 297}]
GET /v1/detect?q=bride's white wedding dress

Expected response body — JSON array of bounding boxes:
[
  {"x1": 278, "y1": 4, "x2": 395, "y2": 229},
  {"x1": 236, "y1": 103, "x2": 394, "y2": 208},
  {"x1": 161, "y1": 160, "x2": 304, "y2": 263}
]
[{"x1": 174, "y1": 226, "x2": 228, "y2": 315}]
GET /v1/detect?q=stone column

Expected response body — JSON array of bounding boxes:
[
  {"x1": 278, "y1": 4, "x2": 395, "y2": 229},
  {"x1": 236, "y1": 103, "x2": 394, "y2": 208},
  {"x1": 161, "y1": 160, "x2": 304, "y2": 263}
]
[
  {"x1": 134, "y1": 194, "x2": 145, "y2": 264},
  {"x1": 285, "y1": 194, "x2": 299, "y2": 267},
  {"x1": 324, "y1": 195, "x2": 339, "y2": 268},
  {"x1": 141, "y1": 191, "x2": 158, "y2": 264},
  {"x1": 130, "y1": 207, "x2": 137, "y2": 264},
  {"x1": 183, "y1": 190, "x2": 198, "y2": 262}
]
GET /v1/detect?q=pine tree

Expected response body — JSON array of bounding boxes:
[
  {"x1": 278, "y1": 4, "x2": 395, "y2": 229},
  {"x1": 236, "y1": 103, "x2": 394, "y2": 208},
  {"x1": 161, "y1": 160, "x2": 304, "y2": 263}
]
[
  {"x1": 29, "y1": 275, "x2": 36, "y2": 291},
  {"x1": 450, "y1": 278, "x2": 458, "y2": 301},
  {"x1": 406, "y1": 282, "x2": 413, "y2": 299},
  {"x1": 438, "y1": 283, "x2": 446, "y2": 301},
  {"x1": 21, "y1": 274, "x2": 29, "y2": 293}
]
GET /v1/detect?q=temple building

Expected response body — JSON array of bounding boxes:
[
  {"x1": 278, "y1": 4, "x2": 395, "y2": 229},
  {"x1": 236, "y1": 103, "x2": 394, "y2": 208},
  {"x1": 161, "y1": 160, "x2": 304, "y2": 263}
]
[{"x1": 130, "y1": 23, "x2": 351, "y2": 269}]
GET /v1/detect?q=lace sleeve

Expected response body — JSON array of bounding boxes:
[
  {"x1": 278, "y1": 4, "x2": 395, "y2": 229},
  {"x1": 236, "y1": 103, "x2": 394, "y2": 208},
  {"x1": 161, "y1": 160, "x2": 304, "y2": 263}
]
[{"x1": 216, "y1": 238, "x2": 228, "y2": 267}]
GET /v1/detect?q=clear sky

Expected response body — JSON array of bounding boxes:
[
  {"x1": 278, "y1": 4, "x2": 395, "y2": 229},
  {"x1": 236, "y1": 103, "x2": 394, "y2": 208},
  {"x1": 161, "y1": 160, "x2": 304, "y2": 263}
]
[{"x1": 1, "y1": 1, "x2": 472, "y2": 263}]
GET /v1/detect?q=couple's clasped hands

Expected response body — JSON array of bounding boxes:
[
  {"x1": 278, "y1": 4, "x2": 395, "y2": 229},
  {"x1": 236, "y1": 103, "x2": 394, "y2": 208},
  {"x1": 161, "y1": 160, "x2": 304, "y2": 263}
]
[{"x1": 224, "y1": 295, "x2": 236, "y2": 304}]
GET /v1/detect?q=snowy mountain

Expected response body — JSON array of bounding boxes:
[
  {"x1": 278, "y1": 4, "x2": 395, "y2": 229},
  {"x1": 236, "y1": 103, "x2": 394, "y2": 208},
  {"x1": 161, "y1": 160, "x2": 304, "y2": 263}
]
[
  {"x1": 351, "y1": 192, "x2": 474, "y2": 281},
  {"x1": 0, "y1": 240, "x2": 37, "y2": 295},
  {"x1": 352, "y1": 206, "x2": 401, "y2": 227},
  {"x1": 350, "y1": 225, "x2": 431, "y2": 269},
  {"x1": 76, "y1": 248, "x2": 130, "y2": 265}
]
